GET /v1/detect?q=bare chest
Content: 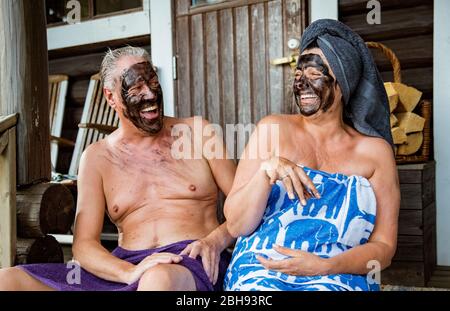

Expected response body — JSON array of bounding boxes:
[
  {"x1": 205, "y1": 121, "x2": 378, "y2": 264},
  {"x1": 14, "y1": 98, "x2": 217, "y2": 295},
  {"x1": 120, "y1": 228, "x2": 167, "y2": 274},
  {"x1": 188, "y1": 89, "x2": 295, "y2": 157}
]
[
  {"x1": 280, "y1": 136, "x2": 375, "y2": 179},
  {"x1": 98, "y1": 145, "x2": 217, "y2": 219}
]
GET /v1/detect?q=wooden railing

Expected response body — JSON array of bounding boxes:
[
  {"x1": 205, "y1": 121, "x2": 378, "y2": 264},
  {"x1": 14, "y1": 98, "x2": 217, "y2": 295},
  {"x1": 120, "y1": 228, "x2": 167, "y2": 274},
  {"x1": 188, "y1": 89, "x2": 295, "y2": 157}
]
[{"x1": 0, "y1": 113, "x2": 18, "y2": 268}]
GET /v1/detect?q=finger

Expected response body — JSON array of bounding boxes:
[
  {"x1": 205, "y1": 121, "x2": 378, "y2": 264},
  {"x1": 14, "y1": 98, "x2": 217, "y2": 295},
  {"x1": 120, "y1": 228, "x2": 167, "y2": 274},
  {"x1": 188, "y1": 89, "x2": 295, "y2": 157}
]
[
  {"x1": 257, "y1": 256, "x2": 289, "y2": 270},
  {"x1": 201, "y1": 251, "x2": 212, "y2": 282},
  {"x1": 188, "y1": 244, "x2": 201, "y2": 259},
  {"x1": 273, "y1": 244, "x2": 302, "y2": 257},
  {"x1": 179, "y1": 244, "x2": 192, "y2": 256},
  {"x1": 282, "y1": 175, "x2": 295, "y2": 200},
  {"x1": 295, "y1": 167, "x2": 320, "y2": 198},
  {"x1": 269, "y1": 172, "x2": 277, "y2": 185},
  {"x1": 304, "y1": 190, "x2": 312, "y2": 200},
  {"x1": 288, "y1": 168, "x2": 306, "y2": 205},
  {"x1": 213, "y1": 255, "x2": 219, "y2": 285}
]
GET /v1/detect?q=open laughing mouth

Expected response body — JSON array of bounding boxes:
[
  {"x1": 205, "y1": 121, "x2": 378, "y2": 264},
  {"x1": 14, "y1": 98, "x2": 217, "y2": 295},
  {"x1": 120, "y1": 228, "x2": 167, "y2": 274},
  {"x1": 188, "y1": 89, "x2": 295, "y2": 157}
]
[
  {"x1": 139, "y1": 104, "x2": 159, "y2": 121},
  {"x1": 300, "y1": 93, "x2": 319, "y2": 103}
]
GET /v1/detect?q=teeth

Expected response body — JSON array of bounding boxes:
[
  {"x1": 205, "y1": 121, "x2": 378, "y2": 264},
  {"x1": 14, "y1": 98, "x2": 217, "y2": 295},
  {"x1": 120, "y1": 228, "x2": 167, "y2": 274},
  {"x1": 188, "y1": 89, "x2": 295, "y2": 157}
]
[
  {"x1": 301, "y1": 94, "x2": 317, "y2": 99},
  {"x1": 141, "y1": 105, "x2": 158, "y2": 113}
]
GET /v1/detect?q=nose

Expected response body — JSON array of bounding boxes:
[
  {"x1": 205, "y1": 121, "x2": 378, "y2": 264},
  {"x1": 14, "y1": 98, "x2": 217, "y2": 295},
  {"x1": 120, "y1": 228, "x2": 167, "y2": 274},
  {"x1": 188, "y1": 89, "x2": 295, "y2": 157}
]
[
  {"x1": 141, "y1": 84, "x2": 156, "y2": 101},
  {"x1": 294, "y1": 75, "x2": 305, "y2": 89}
]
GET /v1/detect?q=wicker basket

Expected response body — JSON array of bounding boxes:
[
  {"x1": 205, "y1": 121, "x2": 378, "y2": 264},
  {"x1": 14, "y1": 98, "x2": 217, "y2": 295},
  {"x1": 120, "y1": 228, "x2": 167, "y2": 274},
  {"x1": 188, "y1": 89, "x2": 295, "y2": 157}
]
[{"x1": 366, "y1": 41, "x2": 431, "y2": 164}]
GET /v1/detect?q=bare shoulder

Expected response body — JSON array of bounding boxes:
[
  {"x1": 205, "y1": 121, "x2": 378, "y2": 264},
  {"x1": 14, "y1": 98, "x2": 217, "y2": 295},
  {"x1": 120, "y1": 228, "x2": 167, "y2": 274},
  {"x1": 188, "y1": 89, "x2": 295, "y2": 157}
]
[
  {"x1": 257, "y1": 114, "x2": 298, "y2": 126},
  {"x1": 79, "y1": 139, "x2": 108, "y2": 169},
  {"x1": 356, "y1": 135, "x2": 396, "y2": 171}
]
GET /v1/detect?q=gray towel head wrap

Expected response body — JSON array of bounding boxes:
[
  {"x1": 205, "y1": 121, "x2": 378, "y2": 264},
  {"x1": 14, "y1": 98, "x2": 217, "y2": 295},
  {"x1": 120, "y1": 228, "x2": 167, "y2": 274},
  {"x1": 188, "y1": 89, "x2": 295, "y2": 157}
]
[{"x1": 300, "y1": 19, "x2": 393, "y2": 146}]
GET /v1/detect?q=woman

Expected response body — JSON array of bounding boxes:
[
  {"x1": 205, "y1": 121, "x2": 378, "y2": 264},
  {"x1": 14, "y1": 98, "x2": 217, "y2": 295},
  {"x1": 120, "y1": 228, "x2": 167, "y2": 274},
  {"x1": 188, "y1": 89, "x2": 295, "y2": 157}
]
[{"x1": 223, "y1": 19, "x2": 400, "y2": 291}]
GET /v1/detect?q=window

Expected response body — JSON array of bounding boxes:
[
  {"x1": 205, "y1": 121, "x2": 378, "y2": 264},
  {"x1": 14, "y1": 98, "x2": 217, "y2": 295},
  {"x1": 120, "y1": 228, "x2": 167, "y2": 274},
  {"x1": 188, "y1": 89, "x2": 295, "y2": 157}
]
[{"x1": 46, "y1": 0, "x2": 143, "y2": 26}]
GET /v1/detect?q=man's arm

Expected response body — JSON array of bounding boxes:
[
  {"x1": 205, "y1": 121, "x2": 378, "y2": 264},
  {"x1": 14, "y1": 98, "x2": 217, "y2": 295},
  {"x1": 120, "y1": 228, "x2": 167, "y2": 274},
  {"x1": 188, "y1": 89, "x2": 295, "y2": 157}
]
[
  {"x1": 73, "y1": 144, "x2": 183, "y2": 285},
  {"x1": 72, "y1": 144, "x2": 135, "y2": 284},
  {"x1": 201, "y1": 118, "x2": 237, "y2": 250}
]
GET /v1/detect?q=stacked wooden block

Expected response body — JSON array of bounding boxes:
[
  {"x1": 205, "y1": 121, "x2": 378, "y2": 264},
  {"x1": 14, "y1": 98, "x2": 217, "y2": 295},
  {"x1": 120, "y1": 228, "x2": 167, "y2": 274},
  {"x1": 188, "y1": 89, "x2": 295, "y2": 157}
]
[
  {"x1": 15, "y1": 183, "x2": 75, "y2": 265},
  {"x1": 382, "y1": 162, "x2": 436, "y2": 287},
  {"x1": 386, "y1": 82, "x2": 425, "y2": 155}
]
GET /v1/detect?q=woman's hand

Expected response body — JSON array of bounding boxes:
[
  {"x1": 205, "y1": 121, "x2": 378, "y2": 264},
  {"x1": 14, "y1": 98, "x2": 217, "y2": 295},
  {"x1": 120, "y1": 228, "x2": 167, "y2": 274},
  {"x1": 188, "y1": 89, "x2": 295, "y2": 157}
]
[
  {"x1": 260, "y1": 156, "x2": 320, "y2": 205},
  {"x1": 256, "y1": 244, "x2": 331, "y2": 276},
  {"x1": 180, "y1": 238, "x2": 221, "y2": 285}
]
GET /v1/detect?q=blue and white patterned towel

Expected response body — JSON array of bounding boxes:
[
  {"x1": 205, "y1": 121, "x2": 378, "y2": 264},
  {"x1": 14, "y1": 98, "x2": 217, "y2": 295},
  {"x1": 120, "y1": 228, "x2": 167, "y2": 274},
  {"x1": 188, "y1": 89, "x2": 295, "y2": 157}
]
[{"x1": 224, "y1": 166, "x2": 379, "y2": 291}]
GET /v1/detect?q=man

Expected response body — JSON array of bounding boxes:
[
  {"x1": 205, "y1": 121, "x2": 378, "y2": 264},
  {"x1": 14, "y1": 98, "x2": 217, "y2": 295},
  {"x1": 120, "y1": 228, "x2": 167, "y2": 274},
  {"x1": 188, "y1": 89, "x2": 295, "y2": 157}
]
[
  {"x1": 223, "y1": 19, "x2": 400, "y2": 291},
  {"x1": 0, "y1": 46, "x2": 236, "y2": 291}
]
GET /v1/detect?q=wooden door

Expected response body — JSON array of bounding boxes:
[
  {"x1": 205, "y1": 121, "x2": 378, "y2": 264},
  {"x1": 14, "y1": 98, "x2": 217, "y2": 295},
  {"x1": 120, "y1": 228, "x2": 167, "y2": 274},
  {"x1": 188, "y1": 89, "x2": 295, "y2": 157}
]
[{"x1": 174, "y1": 0, "x2": 307, "y2": 158}]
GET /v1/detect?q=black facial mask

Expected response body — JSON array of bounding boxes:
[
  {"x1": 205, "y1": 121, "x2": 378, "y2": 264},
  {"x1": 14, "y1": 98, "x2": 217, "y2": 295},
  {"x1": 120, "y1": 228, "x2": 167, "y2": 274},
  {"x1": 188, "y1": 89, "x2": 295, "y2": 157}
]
[
  {"x1": 293, "y1": 53, "x2": 336, "y2": 117},
  {"x1": 120, "y1": 61, "x2": 164, "y2": 135}
]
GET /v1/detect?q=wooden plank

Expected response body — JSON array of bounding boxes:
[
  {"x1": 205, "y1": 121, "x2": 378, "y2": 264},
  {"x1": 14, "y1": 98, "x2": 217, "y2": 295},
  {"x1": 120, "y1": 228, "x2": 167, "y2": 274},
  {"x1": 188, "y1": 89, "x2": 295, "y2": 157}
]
[
  {"x1": 250, "y1": 2, "x2": 267, "y2": 123},
  {"x1": 188, "y1": 0, "x2": 270, "y2": 16},
  {"x1": 393, "y1": 235, "x2": 424, "y2": 262},
  {"x1": 235, "y1": 5, "x2": 252, "y2": 147},
  {"x1": 341, "y1": 5, "x2": 433, "y2": 42},
  {"x1": 0, "y1": 0, "x2": 51, "y2": 185},
  {"x1": 423, "y1": 224, "x2": 437, "y2": 283},
  {"x1": 69, "y1": 76, "x2": 97, "y2": 176},
  {"x1": 218, "y1": 8, "x2": 236, "y2": 158},
  {"x1": 0, "y1": 114, "x2": 19, "y2": 133},
  {"x1": 397, "y1": 169, "x2": 422, "y2": 184},
  {"x1": 400, "y1": 184, "x2": 422, "y2": 210},
  {"x1": 283, "y1": 0, "x2": 303, "y2": 113},
  {"x1": 205, "y1": 11, "x2": 221, "y2": 124},
  {"x1": 339, "y1": 0, "x2": 433, "y2": 16},
  {"x1": 371, "y1": 35, "x2": 433, "y2": 71},
  {"x1": 398, "y1": 210, "x2": 423, "y2": 235},
  {"x1": 49, "y1": 52, "x2": 103, "y2": 79},
  {"x1": 175, "y1": 16, "x2": 192, "y2": 118},
  {"x1": 176, "y1": 0, "x2": 191, "y2": 16},
  {"x1": 267, "y1": 0, "x2": 284, "y2": 114},
  {"x1": 69, "y1": 79, "x2": 90, "y2": 107},
  {"x1": 48, "y1": 36, "x2": 150, "y2": 60},
  {"x1": 382, "y1": 261, "x2": 425, "y2": 287},
  {"x1": 191, "y1": 13, "x2": 206, "y2": 117},
  {"x1": 0, "y1": 127, "x2": 17, "y2": 268},
  {"x1": 381, "y1": 67, "x2": 433, "y2": 99},
  {"x1": 423, "y1": 203, "x2": 436, "y2": 232}
]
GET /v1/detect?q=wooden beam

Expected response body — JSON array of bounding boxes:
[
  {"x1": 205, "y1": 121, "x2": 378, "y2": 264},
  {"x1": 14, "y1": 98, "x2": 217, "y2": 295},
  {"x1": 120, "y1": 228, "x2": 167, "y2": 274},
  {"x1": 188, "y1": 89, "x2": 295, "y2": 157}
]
[
  {"x1": 0, "y1": 0, "x2": 51, "y2": 186},
  {"x1": 0, "y1": 127, "x2": 17, "y2": 268},
  {"x1": 0, "y1": 114, "x2": 18, "y2": 134}
]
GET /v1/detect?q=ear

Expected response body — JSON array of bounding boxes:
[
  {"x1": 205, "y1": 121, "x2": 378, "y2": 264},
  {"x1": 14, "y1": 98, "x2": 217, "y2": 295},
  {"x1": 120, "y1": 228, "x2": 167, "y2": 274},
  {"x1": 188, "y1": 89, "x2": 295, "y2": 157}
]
[{"x1": 103, "y1": 87, "x2": 116, "y2": 108}]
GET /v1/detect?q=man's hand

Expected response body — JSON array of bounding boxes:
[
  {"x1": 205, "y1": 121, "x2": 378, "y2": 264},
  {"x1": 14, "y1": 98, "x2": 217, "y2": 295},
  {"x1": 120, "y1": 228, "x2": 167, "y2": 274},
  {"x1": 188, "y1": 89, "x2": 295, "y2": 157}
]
[
  {"x1": 261, "y1": 156, "x2": 320, "y2": 205},
  {"x1": 256, "y1": 244, "x2": 331, "y2": 276},
  {"x1": 125, "y1": 252, "x2": 183, "y2": 285},
  {"x1": 180, "y1": 238, "x2": 221, "y2": 285}
]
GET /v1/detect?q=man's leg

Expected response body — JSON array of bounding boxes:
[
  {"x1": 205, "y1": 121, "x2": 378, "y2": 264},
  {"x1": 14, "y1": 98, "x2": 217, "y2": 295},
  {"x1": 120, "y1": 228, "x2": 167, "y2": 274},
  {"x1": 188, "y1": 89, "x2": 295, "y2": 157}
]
[
  {"x1": 0, "y1": 267, "x2": 54, "y2": 291},
  {"x1": 137, "y1": 263, "x2": 197, "y2": 291}
]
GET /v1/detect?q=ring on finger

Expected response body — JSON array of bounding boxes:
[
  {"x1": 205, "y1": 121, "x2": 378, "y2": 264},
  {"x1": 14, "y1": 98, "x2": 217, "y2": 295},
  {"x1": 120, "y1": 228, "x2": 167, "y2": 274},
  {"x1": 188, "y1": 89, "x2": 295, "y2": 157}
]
[{"x1": 279, "y1": 173, "x2": 289, "y2": 179}]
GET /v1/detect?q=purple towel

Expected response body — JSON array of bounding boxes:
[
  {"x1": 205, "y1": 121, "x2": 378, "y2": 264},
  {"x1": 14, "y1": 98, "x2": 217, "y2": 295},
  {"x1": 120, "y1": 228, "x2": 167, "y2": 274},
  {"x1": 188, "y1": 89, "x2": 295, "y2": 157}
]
[{"x1": 18, "y1": 240, "x2": 231, "y2": 291}]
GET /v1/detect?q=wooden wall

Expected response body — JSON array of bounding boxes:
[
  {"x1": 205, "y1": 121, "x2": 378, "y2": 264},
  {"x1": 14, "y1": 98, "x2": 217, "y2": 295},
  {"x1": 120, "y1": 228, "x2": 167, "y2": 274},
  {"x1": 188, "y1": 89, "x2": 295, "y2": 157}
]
[
  {"x1": 339, "y1": 0, "x2": 434, "y2": 99},
  {"x1": 48, "y1": 36, "x2": 150, "y2": 173},
  {"x1": 174, "y1": 0, "x2": 308, "y2": 152}
]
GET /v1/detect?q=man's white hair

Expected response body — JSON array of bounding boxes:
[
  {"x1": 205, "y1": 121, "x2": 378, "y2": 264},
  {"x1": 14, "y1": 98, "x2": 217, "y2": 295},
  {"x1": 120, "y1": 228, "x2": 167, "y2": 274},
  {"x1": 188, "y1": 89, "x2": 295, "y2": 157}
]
[{"x1": 100, "y1": 46, "x2": 151, "y2": 90}]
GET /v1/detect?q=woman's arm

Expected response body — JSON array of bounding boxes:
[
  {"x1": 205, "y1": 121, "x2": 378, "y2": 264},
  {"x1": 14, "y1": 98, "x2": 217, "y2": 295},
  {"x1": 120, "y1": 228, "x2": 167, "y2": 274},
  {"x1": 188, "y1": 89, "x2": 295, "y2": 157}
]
[
  {"x1": 225, "y1": 116, "x2": 319, "y2": 238},
  {"x1": 325, "y1": 140, "x2": 400, "y2": 274},
  {"x1": 258, "y1": 139, "x2": 400, "y2": 276}
]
